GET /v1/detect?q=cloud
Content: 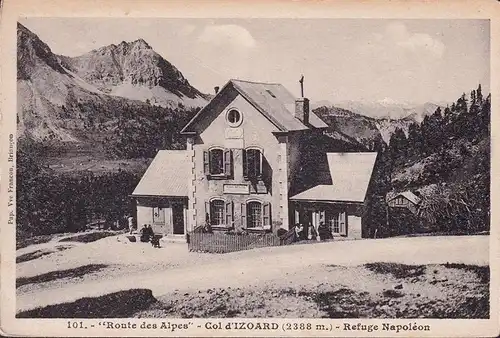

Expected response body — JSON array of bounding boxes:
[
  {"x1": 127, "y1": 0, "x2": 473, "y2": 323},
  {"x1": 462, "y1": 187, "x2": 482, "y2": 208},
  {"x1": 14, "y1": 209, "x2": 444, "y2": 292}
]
[
  {"x1": 198, "y1": 24, "x2": 256, "y2": 48},
  {"x1": 385, "y1": 22, "x2": 445, "y2": 58}
]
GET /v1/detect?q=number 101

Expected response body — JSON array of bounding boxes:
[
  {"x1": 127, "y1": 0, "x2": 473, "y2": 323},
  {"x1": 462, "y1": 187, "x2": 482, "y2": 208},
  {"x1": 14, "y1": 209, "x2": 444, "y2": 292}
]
[{"x1": 67, "y1": 321, "x2": 84, "y2": 329}]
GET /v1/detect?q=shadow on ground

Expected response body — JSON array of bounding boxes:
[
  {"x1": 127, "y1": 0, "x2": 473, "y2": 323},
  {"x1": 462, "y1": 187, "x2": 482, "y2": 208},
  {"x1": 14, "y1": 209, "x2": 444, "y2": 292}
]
[
  {"x1": 16, "y1": 245, "x2": 74, "y2": 263},
  {"x1": 58, "y1": 231, "x2": 121, "y2": 243},
  {"x1": 16, "y1": 264, "x2": 109, "y2": 288},
  {"x1": 17, "y1": 289, "x2": 157, "y2": 318}
]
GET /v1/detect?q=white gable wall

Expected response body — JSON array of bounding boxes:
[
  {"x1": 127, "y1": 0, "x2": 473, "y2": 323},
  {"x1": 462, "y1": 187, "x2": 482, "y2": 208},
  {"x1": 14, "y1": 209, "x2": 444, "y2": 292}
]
[{"x1": 189, "y1": 93, "x2": 289, "y2": 231}]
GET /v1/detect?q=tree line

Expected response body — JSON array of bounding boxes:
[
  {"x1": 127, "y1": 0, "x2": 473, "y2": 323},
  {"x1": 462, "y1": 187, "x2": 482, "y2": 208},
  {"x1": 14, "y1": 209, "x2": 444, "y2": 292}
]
[
  {"x1": 367, "y1": 85, "x2": 490, "y2": 236},
  {"x1": 16, "y1": 101, "x2": 199, "y2": 240}
]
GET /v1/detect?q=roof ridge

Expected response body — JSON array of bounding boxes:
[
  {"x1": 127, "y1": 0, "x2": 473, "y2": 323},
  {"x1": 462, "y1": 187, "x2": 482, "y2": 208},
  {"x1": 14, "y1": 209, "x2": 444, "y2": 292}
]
[{"x1": 230, "y1": 78, "x2": 282, "y2": 86}]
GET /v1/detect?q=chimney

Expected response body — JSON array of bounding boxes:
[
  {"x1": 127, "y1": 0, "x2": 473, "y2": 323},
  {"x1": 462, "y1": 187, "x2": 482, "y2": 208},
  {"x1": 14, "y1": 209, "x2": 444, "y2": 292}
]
[
  {"x1": 295, "y1": 75, "x2": 309, "y2": 124},
  {"x1": 214, "y1": 86, "x2": 220, "y2": 94},
  {"x1": 295, "y1": 97, "x2": 309, "y2": 125}
]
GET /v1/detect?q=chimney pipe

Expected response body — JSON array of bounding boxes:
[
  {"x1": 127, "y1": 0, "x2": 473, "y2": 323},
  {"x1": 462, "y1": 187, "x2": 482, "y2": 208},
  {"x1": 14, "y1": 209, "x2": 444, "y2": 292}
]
[
  {"x1": 214, "y1": 86, "x2": 220, "y2": 94},
  {"x1": 299, "y1": 75, "x2": 304, "y2": 97},
  {"x1": 295, "y1": 74, "x2": 309, "y2": 124}
]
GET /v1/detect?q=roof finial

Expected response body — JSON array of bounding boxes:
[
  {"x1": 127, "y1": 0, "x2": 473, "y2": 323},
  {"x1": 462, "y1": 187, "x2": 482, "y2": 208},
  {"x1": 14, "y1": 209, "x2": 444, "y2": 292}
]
[{"x1": 299, "y1": 75, "x2": 304, "y2": 97}]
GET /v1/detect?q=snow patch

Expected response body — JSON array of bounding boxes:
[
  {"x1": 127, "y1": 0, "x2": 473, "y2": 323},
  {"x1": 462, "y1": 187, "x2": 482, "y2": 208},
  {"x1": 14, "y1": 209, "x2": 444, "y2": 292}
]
[{"x1": 109, "y1": 83, "x2": 207, "y2": 108}]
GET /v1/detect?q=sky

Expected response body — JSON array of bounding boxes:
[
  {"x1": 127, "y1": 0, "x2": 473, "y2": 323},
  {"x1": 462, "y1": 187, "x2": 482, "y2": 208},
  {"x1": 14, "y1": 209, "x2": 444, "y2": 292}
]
[{"x1": 20, "y1": 18, "x2": 490, "y2": 104}]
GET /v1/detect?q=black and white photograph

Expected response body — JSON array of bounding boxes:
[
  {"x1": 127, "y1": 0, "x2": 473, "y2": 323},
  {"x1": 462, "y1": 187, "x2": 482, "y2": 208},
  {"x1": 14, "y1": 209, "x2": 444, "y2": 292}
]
[{"x1": 1, "y1": 1, "x2": 498, "y2": 337}]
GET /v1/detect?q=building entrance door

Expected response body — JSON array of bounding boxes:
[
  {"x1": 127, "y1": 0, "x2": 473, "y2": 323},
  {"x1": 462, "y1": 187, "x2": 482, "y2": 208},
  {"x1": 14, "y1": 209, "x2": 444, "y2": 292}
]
[{"x1": 172, "y1": 203, "x2": 185, "y2": 235}]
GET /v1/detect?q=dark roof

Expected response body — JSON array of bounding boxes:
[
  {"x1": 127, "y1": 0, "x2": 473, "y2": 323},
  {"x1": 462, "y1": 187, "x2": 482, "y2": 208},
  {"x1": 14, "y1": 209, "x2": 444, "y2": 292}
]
[
  {"x1": 181, "y1": 79, "x2": 328, "y2": 134},
  {"x1": 132, "y1": 150, "x2": 190, "y2": 197},
  {"x1": 290, "y1": 152, "x2": 377, "y2": 203},
  {"x1": 387, "y1": 191, "x2": 422, "y2": 205}
]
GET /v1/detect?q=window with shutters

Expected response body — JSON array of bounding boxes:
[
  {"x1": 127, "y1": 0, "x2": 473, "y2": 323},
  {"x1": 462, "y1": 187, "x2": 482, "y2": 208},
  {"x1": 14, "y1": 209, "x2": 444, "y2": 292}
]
[
  {"x1": 244, "y1": 200, "x2": 271, "y2": 229},
  {"x1": 210, "y1": 199, "x2": 225, "y2": 226},
  {"x1": 243, "y1": 148, "x2": 262, "y2": 179},
  {"x1": 204, "y1": 148, "x2": 232, "y2": 178},
  {"x1": 206, "y1": 199, "x2": 233, "y2": 227},
  {"x1": 209, "y1": 148, "x2": 224, "y2": 175},
  {"x1": 247, "y1": 201, "x2": 262, "y2": 228}
]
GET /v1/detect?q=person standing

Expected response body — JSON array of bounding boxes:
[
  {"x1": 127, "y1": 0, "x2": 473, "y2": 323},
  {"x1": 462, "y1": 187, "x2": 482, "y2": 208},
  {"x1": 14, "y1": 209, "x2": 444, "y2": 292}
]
[
  {"x1": 294, "y1": 223, "x2": 304, "y2": 242},
  {"x1": 127, "y1": 215, "x2": 135, "y2": 234}
]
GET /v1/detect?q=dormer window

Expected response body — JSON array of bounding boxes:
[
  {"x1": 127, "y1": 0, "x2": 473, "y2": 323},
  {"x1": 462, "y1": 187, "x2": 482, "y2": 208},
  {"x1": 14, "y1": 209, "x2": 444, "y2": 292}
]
[
  {"x1": 204, "y1": 148, "x2": 232, "y2": 178},
  {"x1": 226, "y1": 109, "x2": 242, "y2": 127}
]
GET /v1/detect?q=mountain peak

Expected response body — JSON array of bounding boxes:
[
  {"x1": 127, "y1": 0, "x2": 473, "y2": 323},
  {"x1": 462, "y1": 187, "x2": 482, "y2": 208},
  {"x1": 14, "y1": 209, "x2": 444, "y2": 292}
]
[
  {"x1": 52, "y1": 34, "x2": 206, "y2": 106},
  {"x1": 132, "y1": 38, "x2": 150, "y2": 48}
]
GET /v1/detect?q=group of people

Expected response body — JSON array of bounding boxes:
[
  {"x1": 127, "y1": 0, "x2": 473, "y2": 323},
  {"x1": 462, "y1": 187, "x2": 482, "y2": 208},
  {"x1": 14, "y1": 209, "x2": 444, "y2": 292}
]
[
  {"x1": 294, "y1": 222, "x2": 333, "y2": 242},
  {"x1": 139, "y1": 224, "x2": 160, "y2": 247}
]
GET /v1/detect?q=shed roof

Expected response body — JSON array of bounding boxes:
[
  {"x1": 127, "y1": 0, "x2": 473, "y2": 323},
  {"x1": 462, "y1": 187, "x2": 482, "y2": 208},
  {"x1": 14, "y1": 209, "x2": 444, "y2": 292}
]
[
  {"x1": 290, "y1": 152, "x2": 377, "y2": 203},
  {"x1": 388, "y1": 191, "x2": 422, "y2": 205},
  {"x1": 132, "y1": 150, "x2": 190, "y2": 197},
  {"x1": 181, "y1": 79, "x2": 327, "y2": 133}
]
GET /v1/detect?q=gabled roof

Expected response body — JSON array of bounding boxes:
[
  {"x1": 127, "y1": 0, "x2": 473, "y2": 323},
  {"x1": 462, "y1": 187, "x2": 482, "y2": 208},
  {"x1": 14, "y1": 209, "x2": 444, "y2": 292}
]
[
  {"x1": 181, "y1": 79, "x2": 328, "y2": 134},
  {"x1": 132, "y1": 150, "x2": 190, "y2": 197},
  {"x1": 290, "y1": 152, "x2": 377, "y2": 203},
  {"x1": 388, "y1": 191, "x2": 422, "y2": 205}
]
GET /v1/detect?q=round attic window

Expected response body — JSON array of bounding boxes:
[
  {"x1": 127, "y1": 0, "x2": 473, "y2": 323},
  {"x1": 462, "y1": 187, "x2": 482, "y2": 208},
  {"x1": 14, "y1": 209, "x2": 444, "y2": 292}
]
[{"x1": 226, "y1": 109, "x2": 242, "y2": 127}]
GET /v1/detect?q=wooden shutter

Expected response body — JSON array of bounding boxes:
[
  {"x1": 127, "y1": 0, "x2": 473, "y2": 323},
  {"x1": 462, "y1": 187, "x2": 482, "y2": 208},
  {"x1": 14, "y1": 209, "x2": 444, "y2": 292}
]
[
  {"x1": 263, "y1": 202, "x2": 271, "y2": 227},
  {"x1": 225, "y1": 201, "x2": 233, "y2": 226},
  {"x1": 242, "y1": 150, "x2": 248, "y2": 179},
  {"x1": 259, "y1": 150, "x2": 264, "y2": 179},
  {"x1": 223, "y1": 149, "x2": 232, "y2": 177},
  {"x1": 205, "y1": 201, "x2": 210, "y2": 224},
  {"x1": 241, "y1": 202, "x2": 247, "y2": 228},
  {"x1": 339, "y1": 211, "x2": 347, "y2": 236},
  {"x1": 203, "y1": 150, "x2": 209, "y2": 175}
]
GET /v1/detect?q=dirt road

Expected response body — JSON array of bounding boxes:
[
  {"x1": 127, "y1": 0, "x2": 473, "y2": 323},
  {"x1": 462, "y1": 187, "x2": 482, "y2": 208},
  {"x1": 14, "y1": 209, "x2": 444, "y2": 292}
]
[{"x1": 16, "y1": 235, "x2": 488, "y2": 313}]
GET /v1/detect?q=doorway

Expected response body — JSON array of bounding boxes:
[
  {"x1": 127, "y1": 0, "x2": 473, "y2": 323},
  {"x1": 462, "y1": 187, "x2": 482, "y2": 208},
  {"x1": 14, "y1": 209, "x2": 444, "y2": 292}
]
[{"x1": 172, "y1": 203, "x2": 185, "y2": 235}]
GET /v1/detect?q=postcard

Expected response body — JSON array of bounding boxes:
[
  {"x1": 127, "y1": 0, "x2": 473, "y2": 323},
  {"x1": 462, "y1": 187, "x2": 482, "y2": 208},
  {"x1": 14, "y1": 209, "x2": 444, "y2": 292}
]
[{"x1": 1, "y1": 0, "x2": 499, "y2": 336}]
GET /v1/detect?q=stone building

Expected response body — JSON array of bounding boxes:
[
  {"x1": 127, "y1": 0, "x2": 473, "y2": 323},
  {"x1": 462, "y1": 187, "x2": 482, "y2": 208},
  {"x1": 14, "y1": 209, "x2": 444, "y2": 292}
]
[{"x1": 132, "y1": 79, "x2": 377, "y2": 240}]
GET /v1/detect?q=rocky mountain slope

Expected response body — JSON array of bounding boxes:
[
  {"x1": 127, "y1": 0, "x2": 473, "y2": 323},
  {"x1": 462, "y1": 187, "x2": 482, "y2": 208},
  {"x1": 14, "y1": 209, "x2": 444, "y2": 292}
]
[
  {"x1": 312, "y1": 106, "x2": 384, "y2": 149},
  {"x1": 58, "y1": 39, "x2": 207, "y2": 108},
  {"x1": 333, "y1": 100, "x2": 443, "y2": 122},
  {"x1": 18, "y1": 22, "x2": 109, "y2": 142},
  {"x1": 375, "y1": 116, "x2": 415, "y2": 144},
  {"x1": 312, "y1": 101, "x2": 445, "y2": 147},
  {"x1": 17, "y1": 23, "x2": 206, "y2": 154}
]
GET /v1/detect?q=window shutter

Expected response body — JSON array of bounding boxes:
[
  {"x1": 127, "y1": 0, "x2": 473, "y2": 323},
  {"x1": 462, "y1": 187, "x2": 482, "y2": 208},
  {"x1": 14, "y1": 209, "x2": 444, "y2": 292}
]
[
  {"x1": 203, "y1": 150, "x2": 209, "y2": 175},
  {"x1": 223, "y1": 149, "x2": 232, "y2": 177},
  {"x1": 225, "y1": 201, "x2": 233, "y2": 226},
  {"x1": 259, "y1": 150, "x2": 264, "y2": 179},
  {"x1": 249, "y1": 149, "x2": 256, "y2": 177},
  {"x1": 339, "y1": 211, "x2": 347, "y2": 236},
  {"x1": 205, "y1": 201, "x2": 210, "y2": 224},
  {"x1": 241, "y1": 203, "x2": 247, "y2": 228},
  {"x1": 243, "y1": 150, "x2": 248, "y2": 179},
  {"x1": 263, "y1": 202, "x2": 271, "y2": 226}
]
